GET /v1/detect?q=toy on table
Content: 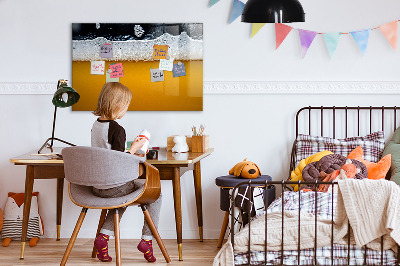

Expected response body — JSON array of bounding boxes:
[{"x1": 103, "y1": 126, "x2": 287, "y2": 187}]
[
  {"x1": 1, "y1": 192, "x2": 44, "y2": 247},
  {"x1": 229, "y1": 159, "x2": 261, "y2": 179},
  {"x1": 172, "y1": 135, "x2": 189, "y2": 153}
]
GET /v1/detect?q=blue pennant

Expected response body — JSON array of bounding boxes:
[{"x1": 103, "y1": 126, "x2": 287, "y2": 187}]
[{"x1": 229, "y1": 0, "x2": 245, "y2": 24}]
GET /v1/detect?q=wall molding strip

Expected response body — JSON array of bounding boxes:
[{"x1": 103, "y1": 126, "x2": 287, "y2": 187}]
[{"x1": 0, "y1": 81, "x2": 399, "y2": 95}]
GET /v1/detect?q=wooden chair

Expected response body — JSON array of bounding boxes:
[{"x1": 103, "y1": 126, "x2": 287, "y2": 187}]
[{"x1": 60, "y1": 146, "x2": 171, "y2": 265}]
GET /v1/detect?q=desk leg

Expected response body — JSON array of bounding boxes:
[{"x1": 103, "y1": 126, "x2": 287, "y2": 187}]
[
  {"x1": 56, "y1": 178, "x2": 64, "y2": 241},
  {"x1": 172, "y1": 167, "x2": 183, "y2": 261},
  {"x1": 193, "y1": 161, "x2": 203, "y2": 242},
  {"x1": 20, "y1": 165, "x2": 35, "y2": 259}
]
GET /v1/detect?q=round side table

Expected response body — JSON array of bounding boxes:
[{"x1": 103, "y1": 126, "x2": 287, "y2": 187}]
[{"x1": 215, "y1": 175, "x2": 275, "y2": 248}]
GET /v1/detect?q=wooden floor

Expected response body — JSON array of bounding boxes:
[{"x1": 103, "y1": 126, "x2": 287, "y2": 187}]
[{"x1": 0, "y1": 239, "x2": 222, "y2": 265}]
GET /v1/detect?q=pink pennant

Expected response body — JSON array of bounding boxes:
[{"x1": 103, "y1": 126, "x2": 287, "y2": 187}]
[
  {"x1": 378, "y1": 21, "x2": 398, "y2": 50},
  {"x1": 298, "y1": 29, "x2": 317, "y2": 58},
  {"x1": 275, "y1": 24, "x2": 293, "y2": 49}
]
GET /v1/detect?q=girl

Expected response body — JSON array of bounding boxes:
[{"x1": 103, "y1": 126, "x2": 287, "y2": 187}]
[{"x1": 91, "y1": 82, "x2": 161, "y2": 263}]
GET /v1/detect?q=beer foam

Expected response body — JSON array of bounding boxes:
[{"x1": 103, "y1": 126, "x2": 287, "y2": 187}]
[{"x1": 72, "y1": 32, "x2": 202, "y2": 61}]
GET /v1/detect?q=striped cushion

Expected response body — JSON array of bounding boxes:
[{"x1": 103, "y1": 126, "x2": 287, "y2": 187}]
[
  {"x1": 295, "y1": 131, "x2": 385, "y2": 167},
  {"x1": 1, "y1": 217, "x2": 40, "y2": 240}
]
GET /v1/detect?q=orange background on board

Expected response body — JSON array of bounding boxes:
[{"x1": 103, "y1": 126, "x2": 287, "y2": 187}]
[{"x1": 72, "y1": 60, "x2": 203, "y2": 111}]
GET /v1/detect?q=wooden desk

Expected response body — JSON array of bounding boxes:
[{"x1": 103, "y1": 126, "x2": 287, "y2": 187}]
[{"x1": 10, "y1": 147, "x2": 213, "y2": 261}]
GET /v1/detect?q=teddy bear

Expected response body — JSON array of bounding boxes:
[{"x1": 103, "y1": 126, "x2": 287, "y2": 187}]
[
  {"x1": 1, "y1": 192, "x2": 44, "y2": 247},
  {"x1": 229, "y1": 159, "x2": 261, "y2": 179},
  {"x1": 172, "y1": 135, "x2": 189, "y2": 153}
]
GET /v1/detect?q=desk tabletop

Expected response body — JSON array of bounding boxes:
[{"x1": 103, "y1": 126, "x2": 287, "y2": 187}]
[{"x1": 10, "y1": 147, "x2": 214, "y2": 166}]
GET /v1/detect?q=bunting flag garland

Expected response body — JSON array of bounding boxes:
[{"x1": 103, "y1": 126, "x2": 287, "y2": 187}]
[
  {"x1": 275, "y1": 23, "x2": 293, "y2": 49},
  {"x1": 208, "y1": 3, "x2": 400, "y2": 57},
  {"x1": 209, "y1": 0, "x2": 220, "y2": 7},
  {"x1": 323, "y1": 33, "x2": 341, "y2": 58},
  {"x1": 229, "y1": 0, "x2": 245, "y2": 24},
  {"x1": 298, "y1": 29, "x2": 317, "y2": 58},
  {"x1": 378, "y1": 21, "x2": 398, "y2": 50},
  {"x1": 251, "y1": 23, "x2": 266, "y2": 38},
  {"x1": 351, "y1": 29, "x2": 370, "y2": 55}
]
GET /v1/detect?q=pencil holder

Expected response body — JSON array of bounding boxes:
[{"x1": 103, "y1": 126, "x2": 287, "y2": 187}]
[{"x1": 191, "y1": 135, "x2": 209, "y2": 153}]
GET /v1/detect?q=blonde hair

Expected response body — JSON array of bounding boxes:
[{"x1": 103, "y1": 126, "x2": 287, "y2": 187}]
[{"x1": 93, "y1": 82, "x2": 132, "y2": 120}]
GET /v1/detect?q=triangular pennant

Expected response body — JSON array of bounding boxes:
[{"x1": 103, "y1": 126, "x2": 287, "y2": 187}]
[
  {"x1": 275, "y1": 23, "x2": 293, "y2": 49},
  {"x1": 351, "y1": 29, "x2": 370, "y2": 55},
  {"x1": 251, "y1": 23, "x2": 266, "y2": 38},
  {"x1": 298, "y1": 29, "x2": 317, "y2": 58},
  {"x1": 209, "y1": 0, "x2": 220, "y2": 7},
  {"x1": 378, "y1": 21, "x2": 398, "y2": 50},
  {"x1": 229, "y1": 0, "x2": 245, "y2": 24},
  {"x1": 323, "y1": 33, "x2": 341, "y2": 58}
]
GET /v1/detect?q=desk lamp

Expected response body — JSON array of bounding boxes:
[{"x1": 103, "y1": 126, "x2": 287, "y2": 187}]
[
  {"x1": 38, "y1": 79, "x2": 80, "y2": 154},
  {"x1": 241, "y1": 0, "x2": 305, "y2": 23}
]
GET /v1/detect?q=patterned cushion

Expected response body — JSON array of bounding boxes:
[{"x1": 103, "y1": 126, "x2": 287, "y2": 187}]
[{"x1": 295, "y1": 131, "x2": 385, "y2": 166}]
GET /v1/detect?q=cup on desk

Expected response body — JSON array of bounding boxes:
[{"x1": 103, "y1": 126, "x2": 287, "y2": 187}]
[{"x1": 146, "y1": 150, "x2": 158, "y2": 160}]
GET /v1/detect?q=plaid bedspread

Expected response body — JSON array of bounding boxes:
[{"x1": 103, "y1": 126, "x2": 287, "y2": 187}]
[{"x1": 234, "y1": 191, "x2": 397, "y2": 265}]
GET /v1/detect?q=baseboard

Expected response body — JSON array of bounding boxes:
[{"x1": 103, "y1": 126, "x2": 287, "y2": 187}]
[{"x1": 1, "y1": 81, "x2": 400, "y2": 95}]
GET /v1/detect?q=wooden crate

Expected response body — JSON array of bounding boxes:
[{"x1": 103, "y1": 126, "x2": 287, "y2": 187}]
[{"x1": 191, "y1": 135, "x2": 209, "y2": 153}]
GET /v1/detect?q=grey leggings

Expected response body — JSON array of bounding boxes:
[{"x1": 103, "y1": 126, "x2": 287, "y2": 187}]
[{"x1": 92, "y1": 180, "x2": 162, "y2": 240}]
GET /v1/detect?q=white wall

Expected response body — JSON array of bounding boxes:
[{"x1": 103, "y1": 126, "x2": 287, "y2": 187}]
[{"x1": 1, "y1": 0, "x2": 400, "y2": 240}]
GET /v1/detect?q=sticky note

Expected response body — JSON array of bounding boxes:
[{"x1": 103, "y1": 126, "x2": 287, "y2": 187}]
[
  {"x1": 100, "y1": 43, "x2": 113, "y2": 58},
  {"x1": 90, "y1": 61, "x2": 105, "y2": 75},
  {"x1": 150, "y1": 68, "x2": 164, "y2": 82},
  {"x1": 109, "y1": 63, "x2": 124, "y2": 78},
  {"x1": 106, "y1": 71, "x2": 119, "y2": 82},
  {"x1": 153, "y1": 45, "x2": 168, "y2": 60},
  {"x1": 159, "y1": 58, "x2": 174, "y2": 71},
  {"x1": 172, "y1": 62, "x2": 186, "y2": 77}
]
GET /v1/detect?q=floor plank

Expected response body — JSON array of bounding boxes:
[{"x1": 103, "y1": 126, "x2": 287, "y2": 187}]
[{"x1": 0, "y1": 239, "x2": 221, "y2": 265}]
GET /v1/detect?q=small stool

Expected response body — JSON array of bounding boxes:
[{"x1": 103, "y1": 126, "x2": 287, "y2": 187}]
[{"x1": 215, "y1": 175, "x2": 275, "y2": 248}]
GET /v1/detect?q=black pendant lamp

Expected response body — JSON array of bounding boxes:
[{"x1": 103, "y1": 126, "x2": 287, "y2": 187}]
[{"x1": 242, "y1": 0, "x2": 305, "y2": 23}]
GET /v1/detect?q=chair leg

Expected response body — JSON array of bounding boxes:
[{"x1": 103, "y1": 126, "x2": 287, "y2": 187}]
[
  {"x1": 217, "y1": 211, "x2": 230, "y2": 248},
  {"x1": 60, "y1": 208, "x2": 88, "y2": 266},
  {"x1": 114, "y1": 209, "x2": 121, "y2": 266},
  {"x1": 141, "y1": 205, "x2": 171, "y2": 263},
  {"x1": 91, "y1": 209, "x2": 108, "y2": 258}
]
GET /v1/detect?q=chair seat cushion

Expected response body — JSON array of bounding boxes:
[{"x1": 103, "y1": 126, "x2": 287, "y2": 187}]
[{"x1": 69, "y1": 180, "x2": 145, "y2": 208}]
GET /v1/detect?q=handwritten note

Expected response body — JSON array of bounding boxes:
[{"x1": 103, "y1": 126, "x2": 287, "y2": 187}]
[
  {"x1": 91, "y1": 61, "x2": 105, "y2": 75},
  {"x1": 106, "y1": 71, "x2": 119, "y2": 82},
  {"x1": 153, "y1": 45, "x2": 169, "y2": 60},
  {"x1": 109, "y1": 63, "x2": 124, "y2": 78},
  {"x1": 100, "y1": 43, "x2": 113, "y2": 58},
  {"x1": 150, "y1": 68, "x2": 164, "y2": 82},
  {"x1": 172, "y1": 62, "x2": 186, "y2": 77},
  {"x1": 159, "y1": 58, "x2": 174, "y2": 71}
]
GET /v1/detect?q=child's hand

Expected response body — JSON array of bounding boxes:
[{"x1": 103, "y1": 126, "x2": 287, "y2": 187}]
[
  {"x1": 128, "y1": 137, "x2": 147, "y2": 155},
  {"x1": 134, "y1": 148, "x2": 149, "y2": 157}
]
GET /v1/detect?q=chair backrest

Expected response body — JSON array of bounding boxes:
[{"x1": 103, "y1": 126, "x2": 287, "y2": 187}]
[{"x1": 62, "y1": 146, "x2": 145, "y2": 188}]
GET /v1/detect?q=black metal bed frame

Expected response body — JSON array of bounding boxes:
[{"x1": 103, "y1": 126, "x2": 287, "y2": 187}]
[{"x1": 230, "y1": 106, "x2": 400, "y2": 266}]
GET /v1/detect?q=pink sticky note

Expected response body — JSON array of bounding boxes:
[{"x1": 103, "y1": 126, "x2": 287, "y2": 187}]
[{"x1": 109, "y1": 63, "x2": 124, "y2": 78}]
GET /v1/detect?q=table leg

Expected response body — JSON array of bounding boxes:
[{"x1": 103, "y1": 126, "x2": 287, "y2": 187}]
[
  {"x1": 56, "y1": 178, "x2": 64, "y2": 241},
  {"x1": 193, "y1": 161, "x2": 203, "y2": 242},
  {"x1": 20, "y1": 165, "x2": 35, "y2": 259},
  {"x1": 172, "y1": 167, "x2": 183, "y2": 261}
]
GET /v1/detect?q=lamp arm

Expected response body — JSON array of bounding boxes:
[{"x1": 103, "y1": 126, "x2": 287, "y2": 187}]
[{"x1": 50, "y1": 105, "x2": 58, "y2": 148}]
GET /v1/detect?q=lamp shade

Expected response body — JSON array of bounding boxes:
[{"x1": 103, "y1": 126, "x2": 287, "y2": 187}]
[
  {"x1": 52, "y1": 84, "x2": 80, "y2": 108},
  {"x1": 241, "y1": 0, "x2": 305, "y2": 23}
]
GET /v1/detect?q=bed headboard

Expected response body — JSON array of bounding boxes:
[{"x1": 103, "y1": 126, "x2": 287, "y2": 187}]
[{"x1": 290, "y1": 106, "x2": 400, "y2": 179}]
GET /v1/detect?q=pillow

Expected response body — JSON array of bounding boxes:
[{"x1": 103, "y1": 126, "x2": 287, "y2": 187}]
[
  {"x1": 295, "y1": 131, "x2": 385, "y2": 167},
  {"x1": 382, "y1": 126, "x2": 400, "y2": 184},
  {"x1": 348, "y1": 146, "x2": 391, "y2": 180}
]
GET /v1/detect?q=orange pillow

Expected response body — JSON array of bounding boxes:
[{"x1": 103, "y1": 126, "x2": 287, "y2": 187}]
[{"x1": 347, "y1": 146, "x2": 391, "y2": 180}]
